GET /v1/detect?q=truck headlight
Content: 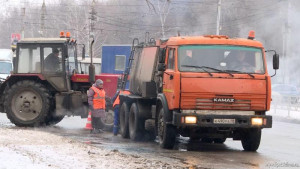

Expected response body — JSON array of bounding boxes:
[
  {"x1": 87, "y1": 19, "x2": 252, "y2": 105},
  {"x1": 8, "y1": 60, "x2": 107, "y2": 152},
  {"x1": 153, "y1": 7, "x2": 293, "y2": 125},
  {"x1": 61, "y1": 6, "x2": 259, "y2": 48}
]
[
  {"x1": 185, "y1": 116, "x2": 197, "y2": 124},
  {"x1": 251, "y1": 118, "x2": 263, "y2": 125}
]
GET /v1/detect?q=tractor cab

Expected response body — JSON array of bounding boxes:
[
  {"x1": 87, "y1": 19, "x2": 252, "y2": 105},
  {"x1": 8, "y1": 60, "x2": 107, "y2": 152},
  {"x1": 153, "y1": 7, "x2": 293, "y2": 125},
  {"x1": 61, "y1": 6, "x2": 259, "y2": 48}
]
[{"x1": 14, "y1": 36, "x2": 79, "y2": 92}]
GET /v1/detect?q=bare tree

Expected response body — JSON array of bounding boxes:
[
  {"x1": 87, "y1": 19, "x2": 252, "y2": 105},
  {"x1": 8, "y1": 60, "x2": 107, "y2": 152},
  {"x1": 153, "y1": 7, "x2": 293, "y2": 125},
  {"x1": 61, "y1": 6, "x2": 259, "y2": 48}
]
[{"x1": 145, "y1": 0, "x2": 171, "y2": 38}]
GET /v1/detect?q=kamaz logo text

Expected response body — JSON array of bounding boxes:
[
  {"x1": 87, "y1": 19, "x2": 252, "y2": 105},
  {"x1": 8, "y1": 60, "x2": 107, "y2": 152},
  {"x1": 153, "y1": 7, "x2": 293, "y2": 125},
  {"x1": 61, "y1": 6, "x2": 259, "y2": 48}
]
[{"x1": 213, "y1": 98, "x2": 235, "y2": 103}]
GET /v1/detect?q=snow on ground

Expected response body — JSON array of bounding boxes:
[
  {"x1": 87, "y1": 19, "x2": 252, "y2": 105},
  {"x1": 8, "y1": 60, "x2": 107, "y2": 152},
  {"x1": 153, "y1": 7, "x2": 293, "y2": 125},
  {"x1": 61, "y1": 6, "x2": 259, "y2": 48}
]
[
  {"x1": 0, "y1": 114, "x2": 180, "y2": 169},
  {"x1": 0, "y1": 127, "x2": 180, "y2": 169}
]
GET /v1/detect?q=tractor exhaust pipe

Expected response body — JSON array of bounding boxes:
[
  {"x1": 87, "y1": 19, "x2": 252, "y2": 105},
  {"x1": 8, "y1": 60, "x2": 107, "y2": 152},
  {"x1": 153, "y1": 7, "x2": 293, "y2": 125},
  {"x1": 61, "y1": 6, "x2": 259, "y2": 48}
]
[{"x1": 89, "y1": 38, "x2": 95, "y2": 83}]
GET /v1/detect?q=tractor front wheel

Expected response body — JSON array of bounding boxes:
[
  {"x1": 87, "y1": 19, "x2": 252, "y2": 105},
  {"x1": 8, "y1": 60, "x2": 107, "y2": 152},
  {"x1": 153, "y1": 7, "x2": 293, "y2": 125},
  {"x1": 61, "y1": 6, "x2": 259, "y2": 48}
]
[{"x1": 4, "y1": 80, "x2": 51, "y2": 127}]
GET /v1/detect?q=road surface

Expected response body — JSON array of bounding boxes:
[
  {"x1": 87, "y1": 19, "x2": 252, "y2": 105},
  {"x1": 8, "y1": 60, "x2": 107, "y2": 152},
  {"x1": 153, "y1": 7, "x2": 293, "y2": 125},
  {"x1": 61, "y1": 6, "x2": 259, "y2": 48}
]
[{"x1": 1, "y1": 113, "x2": 300, "y2": 169}]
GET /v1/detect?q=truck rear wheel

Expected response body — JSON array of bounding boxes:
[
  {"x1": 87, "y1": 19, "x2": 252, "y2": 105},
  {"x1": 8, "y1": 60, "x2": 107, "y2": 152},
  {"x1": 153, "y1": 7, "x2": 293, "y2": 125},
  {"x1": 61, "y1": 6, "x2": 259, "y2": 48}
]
[
  {"x1": 201, "y1": 138, "x2": 213, "y2": 143},
  {"x1": 214, "y1": 138, "x2": 226, "y2": 144},
  {"x1": 129, "y1": 103, "x2": 145, "y2": 141},
  {"x1": 120, "y1": 102, "x2": 130, "y2": 138},
  {"x1": 241, "y1": 128, "x2": 261, "y2": 151},
  {"x1": 157, "y1": 107, "x2": 176, "y2": 149},
  {"x1": 145, "y1": 119, "x2": 156, "y2": 141},
  {"x1": 4, "y1": 80, "x2": 51, "y2": 127}
]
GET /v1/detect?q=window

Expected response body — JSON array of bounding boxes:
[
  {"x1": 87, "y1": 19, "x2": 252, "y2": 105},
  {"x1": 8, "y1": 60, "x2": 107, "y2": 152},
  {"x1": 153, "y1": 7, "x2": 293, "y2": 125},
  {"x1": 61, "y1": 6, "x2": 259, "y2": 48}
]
[
  {"x1": 43, "y1": 47, "x2": 62, "y2": 73},
  {"x1": 0, "y1": 62, "x2": 12, "y2": 74},
  {"x1": 67, "y1": 46, "x2": 76, "y2": 74},
  {"x1": 167, "y1": 48, "x2": 175, "y2": 70},
  {"x1": 178, "y1": 45, "x2": 265, "y2": 74},
  {"x1": 115, "y1": 55, "x2": 126, "y2": 71},
  {"x1": 18, "y1": 46, "x2": 40, "y2": 73}
]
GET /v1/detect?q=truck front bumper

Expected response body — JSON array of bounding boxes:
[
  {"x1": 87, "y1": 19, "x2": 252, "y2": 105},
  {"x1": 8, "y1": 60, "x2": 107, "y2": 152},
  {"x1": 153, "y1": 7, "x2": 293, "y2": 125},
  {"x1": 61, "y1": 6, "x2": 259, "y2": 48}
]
[{"x1": 172, "y1": 113, "x2": 272, "y2": 128}]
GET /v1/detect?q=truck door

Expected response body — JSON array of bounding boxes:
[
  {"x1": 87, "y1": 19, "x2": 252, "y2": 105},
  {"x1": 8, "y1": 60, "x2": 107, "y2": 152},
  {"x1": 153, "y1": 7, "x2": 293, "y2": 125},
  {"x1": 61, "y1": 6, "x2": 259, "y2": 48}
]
[
  {"x1": 42, "y1": 45, "x2": 70, "y2": 92},
  {"x1": 163, "y1": 47, "x2": 180, "y2": 110}
]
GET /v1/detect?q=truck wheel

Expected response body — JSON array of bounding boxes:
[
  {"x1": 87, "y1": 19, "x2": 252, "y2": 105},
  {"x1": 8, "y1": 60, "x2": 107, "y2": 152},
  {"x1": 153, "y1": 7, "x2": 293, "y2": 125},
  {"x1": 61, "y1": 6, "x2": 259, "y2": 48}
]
[
  {"x1": 189, "y1": 136, "x2": 201, "y2": 141},
  {"x1": 120, "y1": 102, "x2": 130, "y2": 138},
  {"x1": 145, "y1": 119, "x2": 156, "y2": 141},
  {"x1": 214, "y1": 138, "x2": 226, "y2": 144},
  {"x1": 157, "y1": 107, "x2": 176, "y2": 149},
  {"x1": 4, "y1": 80, "x2": 51, "y2": 127},
  {"x1": 201, "y1": 138, "x2": 213, "y2": 143},
  {"x1": 129, "y1": 103, "x2": 145, "y2": 141},
  {"x1": 241, "y1": 128, "x2": 261, "y2": 151},
  {"x1": 100, "y1": 109, "x2": 114, "y2": 131}
]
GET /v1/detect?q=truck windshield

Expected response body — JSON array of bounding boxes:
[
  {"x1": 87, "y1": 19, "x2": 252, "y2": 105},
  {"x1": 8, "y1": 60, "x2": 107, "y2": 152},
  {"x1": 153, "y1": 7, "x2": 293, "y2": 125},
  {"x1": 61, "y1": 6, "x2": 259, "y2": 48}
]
[
  {"x1": 178, "y1": 45, "x2": 265, "y2": 74},
  {"x1": 0, "y1": 62, "x2": 12, "y2": 74}
]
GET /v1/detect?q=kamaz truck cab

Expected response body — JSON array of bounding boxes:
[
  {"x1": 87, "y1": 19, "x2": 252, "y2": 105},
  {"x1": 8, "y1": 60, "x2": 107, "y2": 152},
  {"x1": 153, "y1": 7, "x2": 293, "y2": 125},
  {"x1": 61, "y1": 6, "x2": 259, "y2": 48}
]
[{"x1": 118, "y1": 31, "x2": 279, "y2": 151}]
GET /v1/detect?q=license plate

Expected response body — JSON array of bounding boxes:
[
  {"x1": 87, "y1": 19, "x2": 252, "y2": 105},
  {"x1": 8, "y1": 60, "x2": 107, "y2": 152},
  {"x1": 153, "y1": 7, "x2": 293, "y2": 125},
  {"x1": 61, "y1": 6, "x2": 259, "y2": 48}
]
[{"x1": 213, "y1": 119, "x2": 235, "y2": 124}]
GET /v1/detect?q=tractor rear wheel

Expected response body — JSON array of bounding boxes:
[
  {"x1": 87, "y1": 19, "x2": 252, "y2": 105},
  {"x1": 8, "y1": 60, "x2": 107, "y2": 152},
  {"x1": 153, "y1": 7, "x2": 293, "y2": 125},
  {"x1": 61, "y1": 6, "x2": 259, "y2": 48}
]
[
  {"x1": 4, "y1": 80, "x2": 51, "y2": 127},
  {"x1": 45, "y1": 114, "x2": 65, "y2": 126},
  {"x1": 100, "y1": 109, "x2": 114, "y2": 131}
]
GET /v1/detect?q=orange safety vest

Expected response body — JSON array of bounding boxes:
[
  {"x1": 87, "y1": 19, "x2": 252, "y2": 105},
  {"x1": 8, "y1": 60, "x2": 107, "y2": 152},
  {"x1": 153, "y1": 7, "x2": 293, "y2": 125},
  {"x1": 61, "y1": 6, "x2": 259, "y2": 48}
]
[
  {"x1": 91, "y1": 86, "x2": 106, "y2": 109},
  {"x1": 113, "y1": 90, "x2": 130, "y2": 107}
]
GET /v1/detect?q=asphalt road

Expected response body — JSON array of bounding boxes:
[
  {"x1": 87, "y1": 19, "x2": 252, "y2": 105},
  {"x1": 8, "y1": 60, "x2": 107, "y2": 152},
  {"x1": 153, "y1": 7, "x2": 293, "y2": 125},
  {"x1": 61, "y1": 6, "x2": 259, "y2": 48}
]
[{"x1": 1, "y1": 113, "x2": 300, "y2": 169}]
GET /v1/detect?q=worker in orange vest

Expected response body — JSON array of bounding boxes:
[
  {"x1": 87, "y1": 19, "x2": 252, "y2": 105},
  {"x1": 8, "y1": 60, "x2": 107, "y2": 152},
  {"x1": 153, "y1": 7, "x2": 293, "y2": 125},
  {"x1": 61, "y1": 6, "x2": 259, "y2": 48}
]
[
  {"x1": 112, "y1": 90, "x2": 130, "y2": 135},
  {"x1": 88, "y1": 79, "x2": 106, "y2": 133}
]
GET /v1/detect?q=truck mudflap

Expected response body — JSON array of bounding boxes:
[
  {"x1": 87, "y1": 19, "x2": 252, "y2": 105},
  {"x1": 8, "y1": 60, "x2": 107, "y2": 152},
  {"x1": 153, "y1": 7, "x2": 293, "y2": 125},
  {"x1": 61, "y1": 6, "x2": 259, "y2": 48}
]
[{"x1": 172, "y1": 113, "x2": 272, "y2": 128}]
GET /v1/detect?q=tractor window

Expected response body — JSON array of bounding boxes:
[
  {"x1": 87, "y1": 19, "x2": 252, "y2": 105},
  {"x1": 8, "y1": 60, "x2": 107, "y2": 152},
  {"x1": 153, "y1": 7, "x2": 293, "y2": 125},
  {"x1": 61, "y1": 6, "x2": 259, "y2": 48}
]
[
  {"x1": 18, "y1": 46, "x2": 41, "y2": 73},
  {"x1": 67, "y1": 46, "x2": 76, "y2": 74},
  {"x1": 43, "y1": 47, "x2": 63, "y2": 73},
  {"x1": 115, "y1": 55, "x2": 126, "y2": 71}
]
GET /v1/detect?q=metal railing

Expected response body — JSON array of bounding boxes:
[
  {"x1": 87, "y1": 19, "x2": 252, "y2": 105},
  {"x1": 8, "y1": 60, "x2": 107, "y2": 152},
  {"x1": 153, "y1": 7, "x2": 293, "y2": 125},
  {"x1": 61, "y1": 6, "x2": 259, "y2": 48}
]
[{"x1": 271, "y1": 95, "x2": 300, "y2": 117}]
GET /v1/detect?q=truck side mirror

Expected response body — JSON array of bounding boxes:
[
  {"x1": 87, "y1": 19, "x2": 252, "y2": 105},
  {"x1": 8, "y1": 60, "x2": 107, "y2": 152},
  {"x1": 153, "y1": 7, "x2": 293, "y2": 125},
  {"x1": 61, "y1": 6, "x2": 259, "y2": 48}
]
[
  {"x1": 158, "y1": 48, "x2": 166, "y2": 63},
  {"x1": 158, "y1": 63, "x2": 166, "y2": 71},
  {"x1": 273, "y1": 54, "x2": 279, "y2": 70},
  {"x1": 82, "y1": 46, "x2": 85, "y2": 60}
]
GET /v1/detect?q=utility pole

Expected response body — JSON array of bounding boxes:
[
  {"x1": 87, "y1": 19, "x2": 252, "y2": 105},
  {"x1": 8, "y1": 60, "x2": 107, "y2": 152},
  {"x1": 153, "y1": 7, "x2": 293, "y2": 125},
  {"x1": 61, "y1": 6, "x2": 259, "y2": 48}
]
[
  {"x1": 40, "y1": 0, "x2": 46, "y2": 37},
  {"x1": 88, "y1": 0, "x2": 97, "y2": 61},
  {"x1": 21, "y1": 7, "x2": 26, "y2": 39},
  {"x1": 216, "y1": 0, "x2": 222, "y2": 35}
]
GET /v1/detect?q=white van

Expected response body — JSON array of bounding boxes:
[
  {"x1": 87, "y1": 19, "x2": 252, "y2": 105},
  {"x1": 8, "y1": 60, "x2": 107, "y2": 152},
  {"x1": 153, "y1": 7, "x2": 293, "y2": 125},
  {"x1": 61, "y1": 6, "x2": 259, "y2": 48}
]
[{"x1": 0, "y1": 49, "x2": 13, "y2": 80}]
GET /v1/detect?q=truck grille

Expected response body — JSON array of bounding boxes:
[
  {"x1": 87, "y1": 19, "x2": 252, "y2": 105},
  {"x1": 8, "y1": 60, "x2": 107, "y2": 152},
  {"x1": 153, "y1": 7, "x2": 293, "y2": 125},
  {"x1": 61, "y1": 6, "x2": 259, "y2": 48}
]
[
  {"x1": 181, "y1": 93, "x2": 266, "y2": 110},
  {"x1": 195, "y1": 98, "x2": 251, "y2": 110}
]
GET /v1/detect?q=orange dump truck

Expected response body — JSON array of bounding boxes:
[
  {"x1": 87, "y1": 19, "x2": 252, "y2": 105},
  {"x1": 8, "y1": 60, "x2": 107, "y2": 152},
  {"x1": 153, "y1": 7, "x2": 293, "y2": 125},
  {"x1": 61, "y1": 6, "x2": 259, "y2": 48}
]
[{"x1": 119, "y1": 32, "x2": 279, "y2": 151}]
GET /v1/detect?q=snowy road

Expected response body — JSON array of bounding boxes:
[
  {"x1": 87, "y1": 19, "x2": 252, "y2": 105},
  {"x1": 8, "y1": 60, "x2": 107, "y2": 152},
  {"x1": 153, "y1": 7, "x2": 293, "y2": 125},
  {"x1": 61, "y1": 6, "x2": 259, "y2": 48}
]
[{"x1": 1, "y1": 113, "x2": 300, "y2": 169}]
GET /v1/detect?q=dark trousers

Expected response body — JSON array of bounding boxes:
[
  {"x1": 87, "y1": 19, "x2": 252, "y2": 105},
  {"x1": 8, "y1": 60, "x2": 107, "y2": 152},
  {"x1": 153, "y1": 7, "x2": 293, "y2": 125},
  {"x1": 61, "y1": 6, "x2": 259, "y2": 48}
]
[
  {"x1": 91, "y1": 117, "x2": 103, "y2": 129},
  {"x1": 113, "y1": 105, "x2": 120, "y2": 135}
]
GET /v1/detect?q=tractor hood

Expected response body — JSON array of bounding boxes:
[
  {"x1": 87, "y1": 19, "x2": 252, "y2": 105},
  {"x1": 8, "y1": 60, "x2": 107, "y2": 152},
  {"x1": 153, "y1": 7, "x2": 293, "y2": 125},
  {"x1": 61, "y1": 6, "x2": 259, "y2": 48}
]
[{"x1": 180, "y1": 73, "x2": 268, "y2": 110}]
